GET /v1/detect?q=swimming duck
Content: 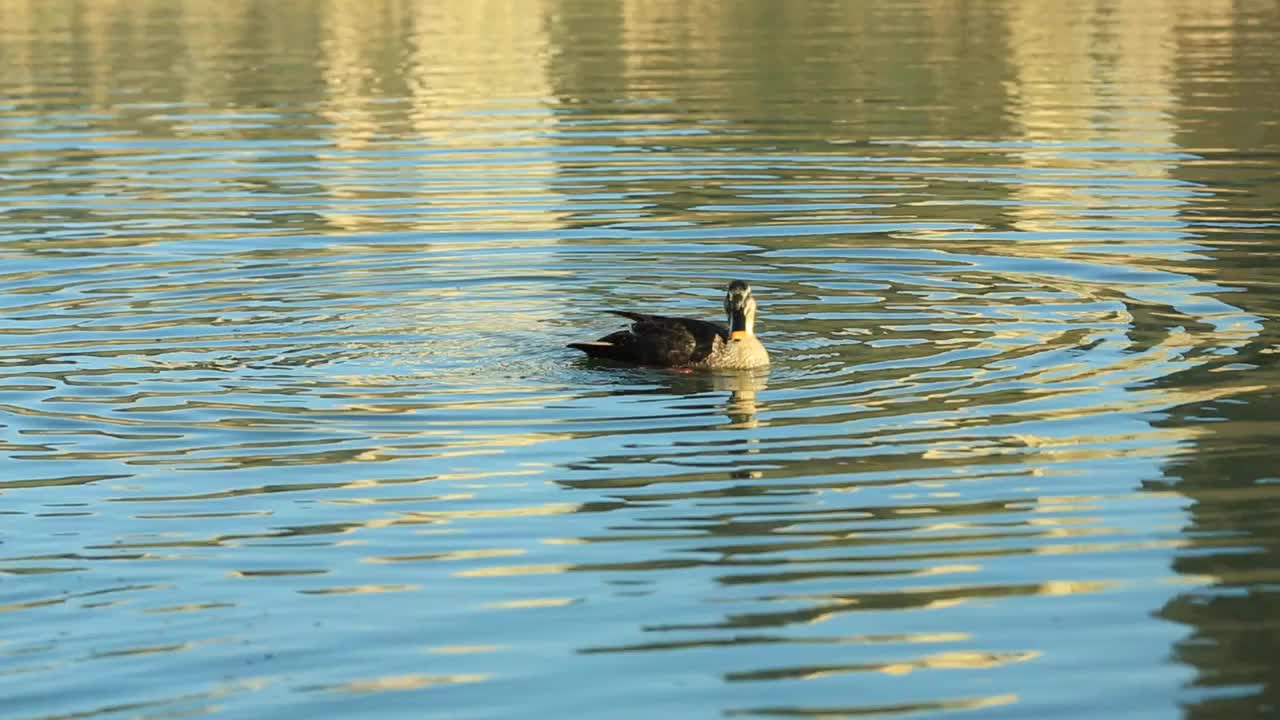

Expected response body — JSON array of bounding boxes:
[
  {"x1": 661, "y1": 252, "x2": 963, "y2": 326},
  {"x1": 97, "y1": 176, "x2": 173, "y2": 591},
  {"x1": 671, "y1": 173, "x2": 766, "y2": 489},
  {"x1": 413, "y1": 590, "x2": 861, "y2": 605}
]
[{"x1": 568, "y1": 280, "x2": 770, "y2": 369}]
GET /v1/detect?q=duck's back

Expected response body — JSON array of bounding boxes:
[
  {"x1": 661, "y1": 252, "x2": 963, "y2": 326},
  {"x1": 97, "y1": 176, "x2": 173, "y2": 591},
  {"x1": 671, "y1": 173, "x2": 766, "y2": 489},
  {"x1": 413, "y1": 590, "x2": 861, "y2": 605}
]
[{"x1": 569, "y1": 311, "x2": 727, "y2": 366}]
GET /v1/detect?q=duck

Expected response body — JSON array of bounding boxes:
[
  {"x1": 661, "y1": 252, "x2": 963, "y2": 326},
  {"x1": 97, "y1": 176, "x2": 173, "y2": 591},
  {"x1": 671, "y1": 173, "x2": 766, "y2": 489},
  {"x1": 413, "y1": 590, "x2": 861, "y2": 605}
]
[{"x1": 568, "y1": 280, "x2": 770, "y2": 369}]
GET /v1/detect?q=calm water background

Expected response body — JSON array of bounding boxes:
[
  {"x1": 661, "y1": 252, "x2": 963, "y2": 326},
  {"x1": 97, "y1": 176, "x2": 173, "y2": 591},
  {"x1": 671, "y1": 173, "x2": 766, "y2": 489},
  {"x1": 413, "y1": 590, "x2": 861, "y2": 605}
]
[{"x1": 2, "y1": 0, "x2": 1279, "y2": 718}]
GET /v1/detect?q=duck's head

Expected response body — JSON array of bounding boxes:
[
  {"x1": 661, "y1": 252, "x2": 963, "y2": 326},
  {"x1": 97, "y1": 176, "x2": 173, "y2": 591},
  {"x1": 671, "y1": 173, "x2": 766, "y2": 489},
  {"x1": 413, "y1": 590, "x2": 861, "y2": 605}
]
[{"x1": 724, "y1": 280, "x2": 758, "y2": 340}]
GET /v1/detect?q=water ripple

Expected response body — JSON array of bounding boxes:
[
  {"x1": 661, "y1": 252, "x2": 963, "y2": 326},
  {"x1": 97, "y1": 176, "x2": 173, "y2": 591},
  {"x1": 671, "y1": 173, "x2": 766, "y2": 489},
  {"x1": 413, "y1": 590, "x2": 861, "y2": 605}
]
[{"x1": 3, "y1": 0, "x2": 1279, "y2": 718}]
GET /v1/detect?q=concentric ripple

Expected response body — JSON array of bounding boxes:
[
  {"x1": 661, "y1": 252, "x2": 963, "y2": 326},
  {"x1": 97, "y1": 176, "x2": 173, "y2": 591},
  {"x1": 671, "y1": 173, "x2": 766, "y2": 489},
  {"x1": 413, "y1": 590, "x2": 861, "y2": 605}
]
[{"x1": 3, "y1": 1, "x2": 1280, "y2": 719}]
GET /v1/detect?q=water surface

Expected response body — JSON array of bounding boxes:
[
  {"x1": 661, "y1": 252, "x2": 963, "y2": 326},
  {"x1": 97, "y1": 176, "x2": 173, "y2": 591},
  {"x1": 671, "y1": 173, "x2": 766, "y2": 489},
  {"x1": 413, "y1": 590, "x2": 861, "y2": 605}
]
[{"x1": 2, "y1": 1, "x2": 1279, "y2": 718}]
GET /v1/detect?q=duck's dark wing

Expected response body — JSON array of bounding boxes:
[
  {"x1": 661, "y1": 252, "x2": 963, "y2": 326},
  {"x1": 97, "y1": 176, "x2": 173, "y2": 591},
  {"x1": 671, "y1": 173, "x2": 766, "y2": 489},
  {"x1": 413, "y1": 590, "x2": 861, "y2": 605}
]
[{"x1": 568, "y1": 311, "x2": 728, "y2": 366}]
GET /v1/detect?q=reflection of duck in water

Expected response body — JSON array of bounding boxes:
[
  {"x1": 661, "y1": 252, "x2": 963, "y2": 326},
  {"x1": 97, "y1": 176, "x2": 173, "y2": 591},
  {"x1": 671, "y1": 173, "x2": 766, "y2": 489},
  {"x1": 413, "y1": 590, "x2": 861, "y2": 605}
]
[
  {"x1": 568, "y1": 280, "x2": 770, "y2": 369},
  {"x1": 713, "y1": 369, "x2": 767, "y2": 430}
]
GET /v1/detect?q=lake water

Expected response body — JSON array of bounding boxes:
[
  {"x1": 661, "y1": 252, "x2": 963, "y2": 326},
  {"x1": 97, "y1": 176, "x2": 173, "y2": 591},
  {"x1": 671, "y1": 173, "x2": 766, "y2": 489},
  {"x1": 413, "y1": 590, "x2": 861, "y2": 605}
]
[{"x1": 2, "y1": 1, "x2": 1279, "y2": 718}]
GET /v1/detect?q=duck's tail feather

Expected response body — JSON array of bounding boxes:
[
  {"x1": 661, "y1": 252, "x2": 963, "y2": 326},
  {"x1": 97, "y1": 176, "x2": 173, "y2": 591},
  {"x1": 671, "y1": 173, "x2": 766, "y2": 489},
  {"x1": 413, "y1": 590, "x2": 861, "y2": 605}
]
[{"x1": 567, "y1": 340, "x2": 634, "y2": 362}]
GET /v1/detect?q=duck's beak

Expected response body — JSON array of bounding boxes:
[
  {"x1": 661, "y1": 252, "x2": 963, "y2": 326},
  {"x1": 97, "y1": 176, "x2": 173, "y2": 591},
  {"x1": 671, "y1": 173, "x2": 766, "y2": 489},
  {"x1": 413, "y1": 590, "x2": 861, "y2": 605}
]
[{"x1": 729, "y1": 309, "x2": 749, "y2": 340}]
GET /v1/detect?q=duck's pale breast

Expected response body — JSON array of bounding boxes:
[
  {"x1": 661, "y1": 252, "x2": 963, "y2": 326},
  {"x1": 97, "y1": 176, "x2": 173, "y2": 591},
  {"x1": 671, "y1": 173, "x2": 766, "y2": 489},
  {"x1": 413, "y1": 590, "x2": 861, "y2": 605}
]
[{"x1": 698, "y1": 334, "x2": 769, "y2": 370}]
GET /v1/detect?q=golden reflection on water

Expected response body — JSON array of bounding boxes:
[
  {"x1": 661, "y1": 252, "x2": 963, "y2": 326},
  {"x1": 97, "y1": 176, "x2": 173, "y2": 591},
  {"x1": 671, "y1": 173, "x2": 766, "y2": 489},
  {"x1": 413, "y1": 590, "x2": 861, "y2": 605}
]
[
  {"x1": 724, "y1": 693, "x2": 1020, "y2": 717},
  {"x1": 729, "y1": 649, "x2": 1041, "y2": 681},
  {"x1": 454, "y1": 563, "x2": 571, "y2": 578},
  {"x1": 483, "y1": 597, "x2": 578, "y2": 609},
  {"x1": 425, "y1": 645, "x2": 504, "y2": 654},
  {"x1": 305, "y1": 673, "x2": 489, "y2": 693},
  {"x1": 298, "y1": 583, "x2": 421, "y2": 595},
  {"x1": 1009, "y1": 0, "x2": 1178, "y2": 147},
  {"x1": 319, "y1": 0, "x2": 568, "y2": 233}
]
